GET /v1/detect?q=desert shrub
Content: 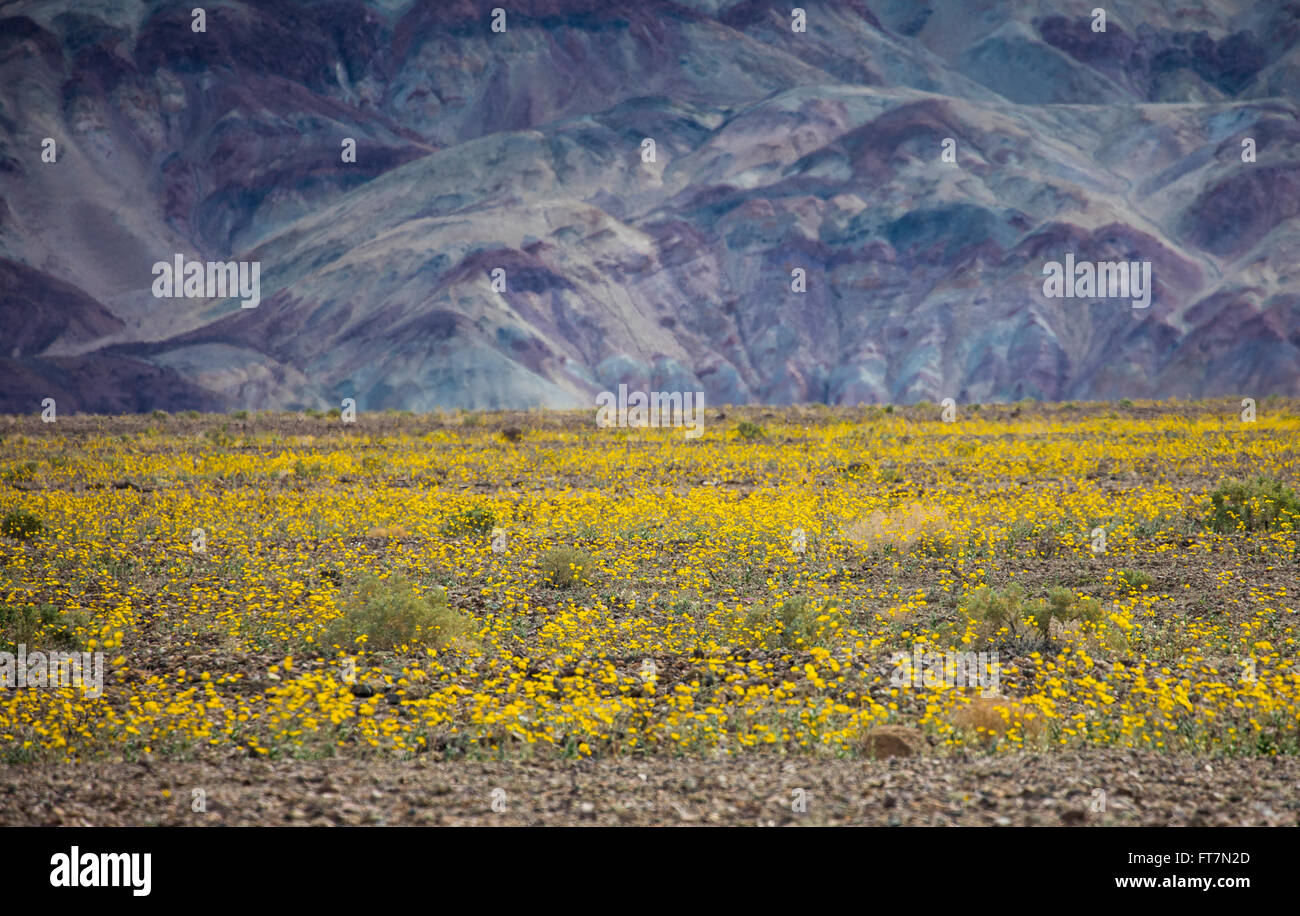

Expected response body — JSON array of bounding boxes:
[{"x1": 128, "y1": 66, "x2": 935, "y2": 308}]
[
  {"x1": 0, "y1": 602, "x2": 81, "y2": 653},
  {"x1": 1117, "y1": 569, "x2": 1154, "y2": 591},
  {"x1": 1, "y1": 509, "x2": 43, "y2": 540},
  {"x1": 294, "y1": 458, "x2": 325, "y2": 479},
  {"x1": 539, "y1": 547, "x2": 595, "y2": 588},
  {"x1": 948, "y1": 696, "x2": 1046, "y2": 744},
  {"x1": 961, "y1": 584, "x2": 1029, "y2": 632},
  {"x1": 1000, "y1": 519, "x2": 1036, "y2": 550},
  {"x1": 3, "y1": 461, "x2": 39, "y2": 483},
  {"x1": 961, "y1": 584, "x2": 1103, "y2": 647},
  {"x1": 1033, "y1": 587, "x2": 1104, "y2": 636},
  {"x1": 0, "y1": 603, "x2": 53, "y2": 649},
  {"x1": 742, "y1": 596, "x2": 843, "y2": 651},
  {"x1": 323, "y1": 572, "x2": 471, "y2": 651},
  {"x1": 500, "y1": 427, "x2": 523, "y2": 443},
  {"x1": 45, "y1": 610, "x2": 85, "y2": 651},
  {"x1": 845, "y1": 503, "x2": 952, "y2": 554},
  {"x1": 442, "y1": 505, "x2": 496, "y2": 537},
  {"x1": 1206, "y1": 477, "x2": 1300, "y2": 533},
  {"x1": 151, "y1": 410, "x2": 169, "y2": 421},
  {"x1": 736, "y1": 421, "x2": 766, "y2": 440}
]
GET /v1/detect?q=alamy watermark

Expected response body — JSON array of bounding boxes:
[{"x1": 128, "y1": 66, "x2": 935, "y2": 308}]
[
  {"x1": 152, "y1": 253, "x2": 261, "y2": 308},
  {"x1": 1, "y1": 645, "x2": 104, "y2": 698},
  {"x1": 50, "y1": 846, "x2": 150, "y2": 896},
  {"x1": 595, "y1": 384, "x2": 704, "y2": 439},
  {"x1": 890, "y1": 645, "x2": 1000, "y2": 697},
  {"x1": 1042, "y1": 253, "x2": 1151, "y2": 309}
]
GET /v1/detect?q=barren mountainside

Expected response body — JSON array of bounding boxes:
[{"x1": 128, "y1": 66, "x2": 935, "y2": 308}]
[{"x1": 1, "y1": 0, "x2": 1299, "y2": 412}]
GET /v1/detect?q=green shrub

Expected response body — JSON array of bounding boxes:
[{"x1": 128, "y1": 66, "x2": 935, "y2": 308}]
[
  {"x1": 736, "y1": 420, "x2": 766, "y2": 440},
  {"x1": 1034, "y1": 587, "x2": 1103, "y2": 636},
  {"x1": 0, "y1": 603, "x2": 53, "y2": 648},
  {"x1": 3, "y1": 461, "x2": 39, "y2": 483},
  {"x1": 442, "y1": 505, "x2": 496, "y2": 537},
  {"x1": 323, "y1": 572, "x2": 471, "y2": 651},
  {"x1": 1, "y1": 509, "x2": 43, "y2": 540},
  {"x1": 742, "y1": 596, "x2": 842, "y2": 651},
  {"x1": 293, "y1": 459, "x2": 325, "y2": 479},
  {"x1": 1206, "y1": 477, "x2": 1300, "y2": 533},
  {"x1": 0, "y1": 602, "x2": 81, "y2": 653},
  {"x1": 539, "y1": 547, "x2": 595, "y2": 588},
  {"x1": 960, "y1": 584, "x2": 1028, "y2": 631},
  {"x1": 961, "y1": 584, "x2": 1103, "y2": 644},
  {"x1": 1117, "y1": 569, "x2": 1154, "y2": 591}
]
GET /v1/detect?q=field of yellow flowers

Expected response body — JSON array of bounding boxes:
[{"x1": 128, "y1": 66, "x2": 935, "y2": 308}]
[{"x1": 1, "y1": 399, "x2": 1297, "y2": 769}]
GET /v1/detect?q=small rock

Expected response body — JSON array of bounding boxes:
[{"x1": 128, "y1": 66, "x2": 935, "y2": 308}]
[{"x1": 862, "y1": 725, "x2": 927, "y2": 758}]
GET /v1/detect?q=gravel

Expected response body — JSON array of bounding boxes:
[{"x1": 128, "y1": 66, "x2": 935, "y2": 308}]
[{"x1": 3, "y1": 750, "x2": 1297, "y2": 826}]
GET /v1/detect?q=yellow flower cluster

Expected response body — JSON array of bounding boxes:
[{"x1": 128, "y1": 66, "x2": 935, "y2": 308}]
[{"x1": 0, "y1": 401, "x2": 1296, "y2": 762}]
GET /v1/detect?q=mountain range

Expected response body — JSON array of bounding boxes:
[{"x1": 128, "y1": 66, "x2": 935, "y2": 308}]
[{"x1": 2, "y1": 0, "x2": 1299, "y2": 412}]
